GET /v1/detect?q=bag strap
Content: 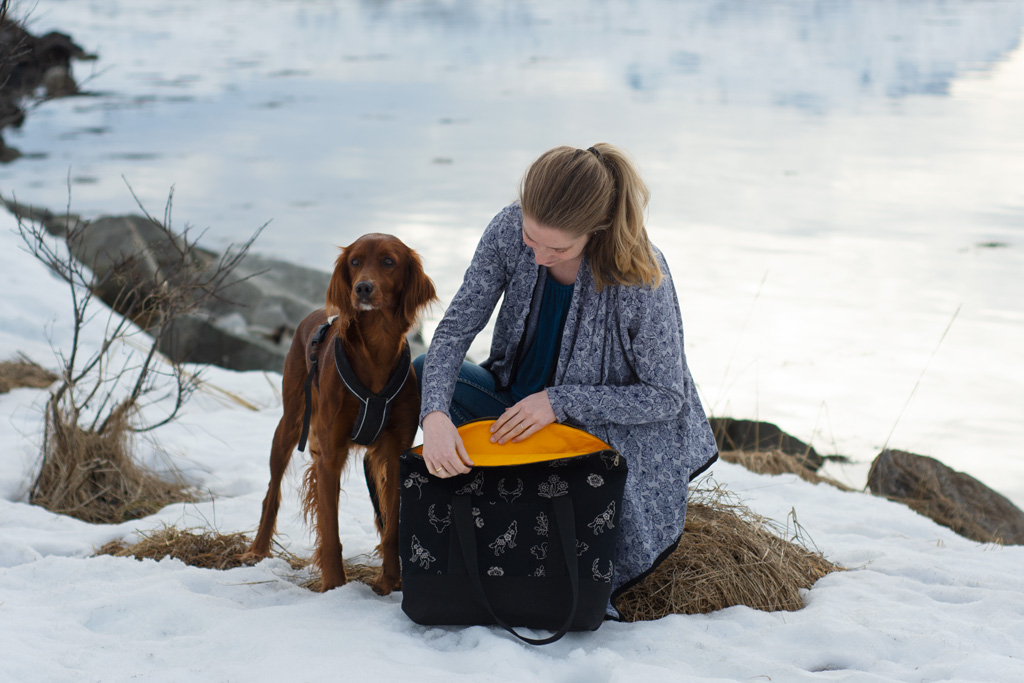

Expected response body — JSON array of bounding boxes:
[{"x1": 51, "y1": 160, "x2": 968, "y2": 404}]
[{"x1": 452, "y1": 495, "x2": 579, "y2": 645}]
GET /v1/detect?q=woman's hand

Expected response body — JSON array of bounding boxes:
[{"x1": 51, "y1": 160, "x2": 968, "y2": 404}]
[
  {"x1": 422, "y1": 411, "x2": 473, "y2": 478},
  {"x1": 490, "y1": 390, "x2": 556, "y2": 444}
]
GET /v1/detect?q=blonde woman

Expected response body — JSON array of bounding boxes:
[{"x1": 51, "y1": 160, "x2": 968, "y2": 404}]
[{"x1": 413, "y1": 143, "x2": 718, "y2": 616}]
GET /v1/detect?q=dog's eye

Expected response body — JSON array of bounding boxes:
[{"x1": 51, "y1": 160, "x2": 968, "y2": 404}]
[
  {"x1": 350, "y1": 258, "x2": 361, "y2": 267},
  {"x1": 382, "y1": 257, "x2": 395, "y2": 267}
]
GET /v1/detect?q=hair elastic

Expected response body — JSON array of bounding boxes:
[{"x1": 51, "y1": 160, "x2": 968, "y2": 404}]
[{"x1": 587, "y1": 146, "x2": 601, "y2": 159}]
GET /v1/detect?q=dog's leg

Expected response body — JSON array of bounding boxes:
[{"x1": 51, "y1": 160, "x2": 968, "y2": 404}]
[
  {"x1": 244, "y1": 332, "x2": 309, "y2": 562},
  {"x1": 245, "y1": 408, "x2": 303, "y2": 560},
  {"x1": 364, "y1": 401, "x2": 417, "y2": 595},
  {"x1": 312, "y1": 425, "x2": 349, "y2": 591}
]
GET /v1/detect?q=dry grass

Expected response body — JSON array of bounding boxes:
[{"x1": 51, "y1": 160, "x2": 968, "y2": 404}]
[
  {"x1": 96, "y1": 525, "x2": 380, "y2": 588},
  {"x1": 97, "y1": 525, "x2": 257, "y2": 570},
  {"x1": 720, "y1": 449, "x2": 853, "y2": 491},
  {"x1": 30, "y1": 408, "x2": 197, "y2": 524},
  {"x1": 0, "y1": 354, "x2": 57, "y2": 393},
  {"x1": 616, "y1": 483, "x2": 841, "y2": 621}
]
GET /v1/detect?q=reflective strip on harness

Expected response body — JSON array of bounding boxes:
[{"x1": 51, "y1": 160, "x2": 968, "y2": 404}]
[{"x1": 333, "y1": 338, "x2": 412, "y2": 446}]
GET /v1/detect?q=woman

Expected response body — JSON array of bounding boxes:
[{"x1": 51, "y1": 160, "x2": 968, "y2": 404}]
[{"x1": 414, "y1": 143, "x2": 718, "y2": 615}]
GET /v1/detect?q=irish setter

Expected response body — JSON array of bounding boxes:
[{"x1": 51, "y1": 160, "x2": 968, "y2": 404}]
[{"x1": 245, "y1": 233, "x2": 436, "y2": 593}]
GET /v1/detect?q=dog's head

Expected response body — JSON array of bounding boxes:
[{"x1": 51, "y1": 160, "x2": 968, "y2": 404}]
[{"x1": 326, "y1": 233, "x2": 437, "y2": 327}]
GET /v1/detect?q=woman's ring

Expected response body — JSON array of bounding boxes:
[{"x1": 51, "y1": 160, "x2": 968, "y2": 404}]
[{"x1": 517, "y1": 424, "x2": 525, "y2": 431}]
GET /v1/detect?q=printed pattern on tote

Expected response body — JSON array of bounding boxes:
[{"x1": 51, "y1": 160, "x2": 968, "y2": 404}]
[
  {"x1": 588, "y1": 501, "x2": 616, "y2": 535},
  {"x1": 538, "y1": 474, "x2": 568, "y2": 499},
  {"x1": 498, "y1": 477, "x2": 524, "y2": 503},
  {"x1": 428, "y1": 504, "x2": 451, "y2": 533},
  {"x1": 534, "y1": 512, "x2": 549, "y2": 537},
  {"x1": 404, "y1": 472, "x2": 429, "y2": 499},
  {"x1": 409, "y1": 535, "x2": 436, "y2": 570},
  {"x1": 456, "y1": 471, "x2": 485, "y2": 496},
  {"x1": 400, "y1": 450, "x2": 628, "y2": 593},
  {"x1": 489, "y1": 521, "x2": 518, "y2": 555}
]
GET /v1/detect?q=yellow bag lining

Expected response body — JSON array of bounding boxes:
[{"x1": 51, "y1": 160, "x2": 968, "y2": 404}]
[{"x1": 409, "y1": 419, "x2": 612, "y2": 466}]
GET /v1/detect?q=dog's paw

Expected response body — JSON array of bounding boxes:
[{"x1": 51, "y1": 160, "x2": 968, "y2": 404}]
[
  {"x1": 236, "y1": 549, "x2": 270, "y2": 565},
  {"x1": 371, "y1": 571, "x2": 401, "y2": 596}
]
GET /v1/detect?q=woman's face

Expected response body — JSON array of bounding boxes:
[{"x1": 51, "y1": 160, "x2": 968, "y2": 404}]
[{"x1": 521, "y1": 215, "x2": 589, "y2": 268}]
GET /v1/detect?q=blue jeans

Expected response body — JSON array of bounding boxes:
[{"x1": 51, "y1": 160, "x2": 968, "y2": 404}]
[{"x1": 412, "y1": 354, "x2": 517, "y2": 426}]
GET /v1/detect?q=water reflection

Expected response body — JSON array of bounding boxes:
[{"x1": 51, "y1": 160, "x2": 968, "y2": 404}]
[{"x1": 4, "y1": 0, "x2": 1024, "y2": 503}]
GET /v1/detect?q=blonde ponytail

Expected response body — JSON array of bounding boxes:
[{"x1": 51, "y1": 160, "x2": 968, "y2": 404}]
[{"x1": 519, "y1": 143, "x2": 661, "y2": 291}]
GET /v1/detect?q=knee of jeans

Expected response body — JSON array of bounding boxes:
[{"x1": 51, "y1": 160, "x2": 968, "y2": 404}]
[{"x1": 412, "y1": 353, "x2": 426, "y2": 394}]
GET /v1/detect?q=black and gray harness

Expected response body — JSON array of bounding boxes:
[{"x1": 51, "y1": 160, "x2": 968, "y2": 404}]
[{"x1": 297, "y1": 316, "x2": 412, "y2": 451}]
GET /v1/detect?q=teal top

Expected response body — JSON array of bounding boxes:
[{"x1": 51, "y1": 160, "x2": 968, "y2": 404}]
[{"x1": 509, "y1": 278, "x2": 574, "y2": 400}]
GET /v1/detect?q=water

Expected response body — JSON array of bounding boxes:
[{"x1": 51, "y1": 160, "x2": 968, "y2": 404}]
[{"x1": 4, "y1": 0, "x2": 1023, "y2": 505}]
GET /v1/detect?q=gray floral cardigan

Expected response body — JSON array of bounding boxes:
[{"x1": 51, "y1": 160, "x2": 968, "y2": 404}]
[{"x1": 420, "y1": 203, "x2": 718, "y2": 611}]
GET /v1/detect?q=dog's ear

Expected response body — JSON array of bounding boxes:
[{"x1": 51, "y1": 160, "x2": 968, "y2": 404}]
[
  {"x1": 325, "y1": 247, "x2": 356, "y2": 320},
  {"x1": 402, "y1": 247, "x2": 438, "y2": 326}
]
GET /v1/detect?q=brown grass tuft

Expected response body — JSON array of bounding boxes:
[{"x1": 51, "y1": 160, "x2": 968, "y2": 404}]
[
  {"x1": 97, "y1": 525, "x2": 255, "y2": 569},
  {"x1": 0, "y1": 354, "x2": 58, "y2": 393},
  {"x1": 30, "y1": 407, "x2": 196, "y2": 524},
  {"x1": 615, "y1": 483, "x2": 841, "y2": 621},
  {"x1": 720, "y1": 449, "x2": 852, "y2": 490},
  {"x1": 97, "y1": 526, "x2": 381, "y2": 589}
]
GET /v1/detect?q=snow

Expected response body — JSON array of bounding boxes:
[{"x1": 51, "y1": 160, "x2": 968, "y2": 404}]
[
  {"x1": 3, "y1": 0, "x2": 1024, "y2": 678},
  {"x1": 2, "y1": 211, "x2": 1024, "y2": 682}
]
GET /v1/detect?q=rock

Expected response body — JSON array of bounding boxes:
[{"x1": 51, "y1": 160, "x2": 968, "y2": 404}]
[
  {"x1": 42, "y1": 65, "x2": 77, "y2": 97},
  {"x1": 708, "y1": 417, "x2": 823, "y2": 471},
  {"x1": 1, "y1": 19, "x2": 94, "y2": 161},
  {"x1": 0, "y1": 26, "x2": 93, "y2": 97},
  {"x1": 3, "y1": 200, "x2": 427, "y2": 373},
  {"x1": 0, "y1": 132, "x2": 20, "y2": 163},
  {"x1": 867, "y1": 449, "x2": 1024, "y2": 545}
]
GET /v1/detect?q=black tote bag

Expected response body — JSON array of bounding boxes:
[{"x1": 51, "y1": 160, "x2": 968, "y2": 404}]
[{"x1": 399, "y1": 419, "x2": 628, "y2": 645}]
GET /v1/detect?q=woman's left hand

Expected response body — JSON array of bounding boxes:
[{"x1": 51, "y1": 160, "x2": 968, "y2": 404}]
[{"x1": 490, "y1": 390, "x2": 556, "y2": 444}]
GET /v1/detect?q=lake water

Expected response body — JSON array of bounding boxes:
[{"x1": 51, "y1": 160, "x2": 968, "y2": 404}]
[{"x1": 4, "y1": 0, "x2": 1024, "y2": 506}]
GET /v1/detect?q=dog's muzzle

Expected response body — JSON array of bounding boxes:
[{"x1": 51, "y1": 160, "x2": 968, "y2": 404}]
[{"x1": 355, "y1": 280, "x2": 376, "y2": 310}]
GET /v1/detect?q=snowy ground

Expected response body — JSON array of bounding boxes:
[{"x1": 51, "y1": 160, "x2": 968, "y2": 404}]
[{"x1": 3, "y1": 210, "x2": 1024, "y2": 682}]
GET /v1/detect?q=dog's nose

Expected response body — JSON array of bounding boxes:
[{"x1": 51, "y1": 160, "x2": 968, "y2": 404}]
[{"x1": 355, "y1": 281, "x2": 375, "y2": 298}]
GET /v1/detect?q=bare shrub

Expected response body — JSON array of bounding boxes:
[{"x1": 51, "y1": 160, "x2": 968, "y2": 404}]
[
  {"x1": 15, "y1": 185, "x2": 261, "y2": 524},
  {"x1": 616, "y1": 481, "x2": 841, "y2": 621}
]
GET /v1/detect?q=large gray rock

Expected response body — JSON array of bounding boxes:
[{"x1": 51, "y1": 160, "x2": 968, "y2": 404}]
[
  {"x1": 867, "y1": 449, "x2": 1024, "y2": 545},
  {"x1": 708, "y1": 417, "x2": 823, "y2": 471},
  {"x1": 4, "y1": 201, "x2": 426, "y2": 372}
]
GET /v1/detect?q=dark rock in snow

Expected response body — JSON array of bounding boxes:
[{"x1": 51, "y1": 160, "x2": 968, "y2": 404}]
[
  {"x1": 709, "y1": 417, "x2": 823, "y2": 471},
  {"x1": 868, "y1": 449, "x2": 1024, "y2": 545}
]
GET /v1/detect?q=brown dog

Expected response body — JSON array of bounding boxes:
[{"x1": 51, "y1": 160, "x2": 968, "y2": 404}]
[{"x1": 245, "y1": 233, "x2": 436, "y2": 593}]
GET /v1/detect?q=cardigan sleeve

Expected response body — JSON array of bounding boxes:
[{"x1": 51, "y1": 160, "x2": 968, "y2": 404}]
[
  {"x1": 546, "y1": 260, "x2": 691, "y2": 426},
  {"x1": 418, "y1": 207, "x2": 516, "y2": 423}
]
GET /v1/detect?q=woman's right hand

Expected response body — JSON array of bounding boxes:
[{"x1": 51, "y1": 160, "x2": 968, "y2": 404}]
[{"x1": 421, "y1": 411, "x2": 474, "y2": 478}]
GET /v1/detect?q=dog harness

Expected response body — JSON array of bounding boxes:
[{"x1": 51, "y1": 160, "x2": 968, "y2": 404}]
[{"x1": 297, "y1": 315, "x2": 412, "y2": 451}]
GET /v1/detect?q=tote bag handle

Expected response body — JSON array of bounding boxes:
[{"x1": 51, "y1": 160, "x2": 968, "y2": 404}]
[{"x1": 452, "y1": 494, "x2": 580, "y2": 645}]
